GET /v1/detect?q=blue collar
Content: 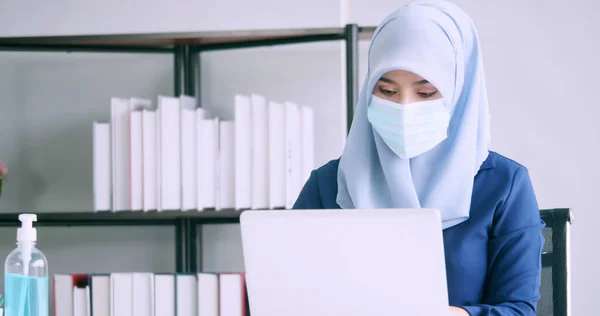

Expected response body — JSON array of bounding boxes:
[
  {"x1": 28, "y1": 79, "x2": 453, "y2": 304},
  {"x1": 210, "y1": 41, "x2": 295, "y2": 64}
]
[{"x1": 479, "y1": 151, "x2": 496, "y2": 171}]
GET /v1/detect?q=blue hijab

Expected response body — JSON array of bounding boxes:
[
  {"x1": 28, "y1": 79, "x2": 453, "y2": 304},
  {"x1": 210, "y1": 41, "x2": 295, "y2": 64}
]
[{"x1": 336, "y1": 0, "x2": 491, "y2": 229}]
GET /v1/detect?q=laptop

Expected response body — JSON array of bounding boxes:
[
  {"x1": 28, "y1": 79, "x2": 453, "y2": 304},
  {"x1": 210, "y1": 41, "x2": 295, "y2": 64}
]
[{"x1": 239, "y1": 208, "x2": 449, "y2": 316}]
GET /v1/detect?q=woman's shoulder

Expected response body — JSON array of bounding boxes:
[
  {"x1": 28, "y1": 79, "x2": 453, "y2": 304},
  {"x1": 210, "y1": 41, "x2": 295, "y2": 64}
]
[
  {"x1": 292, "y1": 158, "x2": 341, "y2": 209},
  {"x1": 314, "y1": 158, "x2": 341, "y2": 178},
  {"x1": 478, "y1": 151, "x2": 542, "y2": 236},
  {"x1": 299, "y1": 159, "x2": 340, "y2": 208},
  {"x1": 477, "y1": 150, "x2": 535, "y2": 203},
  {"x1": 480, "y1": 151, "x2": 533, "y2": 185},
  {"x1": 484, "y1": 151, "x2": 526, "y2": 173},
  {"x1": 312, "y1": 158, "x2": 341, "y2": 197}
]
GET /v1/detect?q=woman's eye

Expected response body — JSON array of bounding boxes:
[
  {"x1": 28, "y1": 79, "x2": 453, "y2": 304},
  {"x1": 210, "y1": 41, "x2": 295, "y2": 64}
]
[
  {"x1": 378, "y1": 87, "x2": 396, "y2": 96},
  {"x1": 418, "y1": 91, "x2": 438, "y2": 98}
]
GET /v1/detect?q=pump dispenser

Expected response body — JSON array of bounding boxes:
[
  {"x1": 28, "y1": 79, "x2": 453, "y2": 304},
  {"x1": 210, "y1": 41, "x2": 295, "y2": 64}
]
[
  {"x1": 17, "y1": 214, "x2": 37, "y2": 276},
  {"x1": 4, "y1": 213, "x2": 48, "y2": 316}
]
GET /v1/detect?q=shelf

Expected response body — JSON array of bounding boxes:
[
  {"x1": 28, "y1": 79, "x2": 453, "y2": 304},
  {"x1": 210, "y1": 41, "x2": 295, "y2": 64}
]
[
  {"x1": 0, "y1": 26, "x2": 376, "y2": 53},
  {"x1": 0, "y1": 210, "x2": 252, "y2": 227},
  {"x1": 0, "y1": 23, "x2": 371, "y2": 273},
  {"x1": 0, "y1": 208, "x2": 568, "y2": 227}
]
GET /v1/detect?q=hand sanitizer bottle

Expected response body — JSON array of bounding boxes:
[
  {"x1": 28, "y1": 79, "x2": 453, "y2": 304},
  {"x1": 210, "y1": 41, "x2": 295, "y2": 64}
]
[{"x1": 4, "y1": 214, "x2": 48, "y2": 316}]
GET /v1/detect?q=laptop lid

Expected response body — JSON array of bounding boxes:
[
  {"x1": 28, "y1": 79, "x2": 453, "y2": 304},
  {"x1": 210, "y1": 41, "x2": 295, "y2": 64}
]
[{"x1": 239, "y1": 208, "x2": 449, "y2": 316}]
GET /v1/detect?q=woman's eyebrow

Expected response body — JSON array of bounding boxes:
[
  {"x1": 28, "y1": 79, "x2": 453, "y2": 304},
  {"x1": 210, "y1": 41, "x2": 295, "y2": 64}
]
[
  {"x1": 413, "y1": 79, "x2": 430, "y2": 85},
  {"x1": 378, "y1": 76, "x2": 396, "y2": 84},
  {"x1": 378, "y1": 77, "x2": 430, "y2": 85}
]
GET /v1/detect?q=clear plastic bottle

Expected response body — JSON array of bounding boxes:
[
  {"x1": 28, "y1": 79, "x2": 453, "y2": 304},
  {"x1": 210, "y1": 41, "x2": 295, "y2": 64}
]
[{"x1": 4, "y1": 214, "x2": 48, "y2": 316}]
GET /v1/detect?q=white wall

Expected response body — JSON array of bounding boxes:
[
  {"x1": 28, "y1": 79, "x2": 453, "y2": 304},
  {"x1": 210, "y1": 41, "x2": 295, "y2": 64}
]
[{"x1": 1, "y1": 0, "x2": 599, "y2": 315}]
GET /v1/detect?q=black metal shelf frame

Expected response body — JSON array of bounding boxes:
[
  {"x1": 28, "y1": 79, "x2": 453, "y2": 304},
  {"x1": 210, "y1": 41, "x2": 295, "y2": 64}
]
[
  {"x1": 0, "y1": 208, "x2": 570, "y2": 276},
  {"x1": 0, "y1": 24, "x2": 369, "y2": 273},
  {"x1": 173, "y1": 25, "x2": 364, "y2": 273}
]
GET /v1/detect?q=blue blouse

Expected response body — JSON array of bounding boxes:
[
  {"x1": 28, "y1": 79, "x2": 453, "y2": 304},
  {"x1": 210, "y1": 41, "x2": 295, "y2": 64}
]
[{"x1": 293, "y1": 151, "x2": 545, "y2": 316}]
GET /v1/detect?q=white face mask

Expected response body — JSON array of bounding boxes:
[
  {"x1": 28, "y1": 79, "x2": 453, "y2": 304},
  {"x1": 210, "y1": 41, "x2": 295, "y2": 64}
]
[{"x1": 367, "y1": 94, "x2": 451, "y2": 159}]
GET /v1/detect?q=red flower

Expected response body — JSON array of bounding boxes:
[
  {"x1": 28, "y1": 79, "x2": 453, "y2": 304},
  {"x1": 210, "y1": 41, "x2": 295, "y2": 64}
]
[
  {"x1": 0, "y1": 159, "x2": 5, "y2": 199},
  {"x1": 0, "y1": 159, "x2": 6, "y2": 180}
]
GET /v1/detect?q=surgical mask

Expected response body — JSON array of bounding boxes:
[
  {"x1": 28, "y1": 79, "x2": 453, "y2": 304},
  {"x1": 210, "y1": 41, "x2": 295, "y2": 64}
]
[{"x1": 367, "y1": 94, "x2": 450, "y2": 159}]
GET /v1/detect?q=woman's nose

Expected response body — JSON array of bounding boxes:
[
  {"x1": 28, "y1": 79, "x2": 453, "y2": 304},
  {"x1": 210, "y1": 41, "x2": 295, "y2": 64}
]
[{"x1": 395, "y1": 92, "x2": 415, "y2": 105}]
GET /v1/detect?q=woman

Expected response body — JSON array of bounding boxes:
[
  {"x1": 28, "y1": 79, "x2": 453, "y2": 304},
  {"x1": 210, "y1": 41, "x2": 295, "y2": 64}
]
[{"x1": 293, "y1": 1, "x2": 544, "y2": 315}]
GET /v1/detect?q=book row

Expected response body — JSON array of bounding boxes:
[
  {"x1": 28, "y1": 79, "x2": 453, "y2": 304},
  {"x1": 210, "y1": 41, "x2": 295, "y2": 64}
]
[
  {"x1": 54, "y1": 272, "x2": 247, "y2": 316},
  {"x1": 93, "y1": 94, "x2": 314, "y2": 212}
]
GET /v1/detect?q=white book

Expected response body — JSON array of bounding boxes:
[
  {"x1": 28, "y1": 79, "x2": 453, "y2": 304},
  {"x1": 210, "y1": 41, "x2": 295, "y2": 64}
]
[
  {"x1": 234, "y1": 94, "x2": 252, "y2": 210},
  {"x1": 111, "y1": 98, "x2": 131, "y2": 211},
  {"x1": 219, "y1": 273, "x2": 245, "y2": 316},
  {"x1": 284, "y1": 101, "x2": 302, "y2": 209},
  {"x1": 90, "y1": 275, "x2": 110, "y2": 316},
  {"x1": 158, "y1": 95, "x2": 182, "y2": 211},
  {"x1": 197, "y1": 116, "x2": 219, "y2": 210},
  {"x1": 129, "y1": 98, "x2": 152, "y2": 212},
  {"x1": 132, "y1": 273, "x2": 154, "y2": 316},
  {"x1": 93, "y1": 122, "x2": 111, "y2": 212},
  {"x1": 156, "y1": 105, "x2": 162, "y2": 212},
  {"x1": 111, "y1": 273, "x2": 133, "y2": 316},
  {"x1": 53, "y1": 274, "x2": 74, "y2": 316},
  {"x1": 197, "y1": 273, "x2": 219, "y2": 316},
  {"x1": 218, "y1": 121, "x2": 235, "y2": 210},
  {"x1": 251, "y1": 94, "x2": 269, "y2": 209},
  {"x1": 268, "y1": 101, "x2": 286, "y2": 209},
  {"x1": 72, "y1": 286, "x2": 89, "y2": 316},
  {"x1": 154, "y1": 274, "x2": 175, "y2": 316},
  {"x1": 300, "y1": 106, "x2": 315, "y2": 185},
  {"x1": 176, "y1": 274, "x2": 198, "y2": 316},
  {"x1": 129, "y1": 111, "x2": 143, "y2": 211},
  {"x1": 142, "y1": 110, "x2": 158, "y2": 211},
  {"x1": 180, "y1": 95, "x2": 197, "y2": 211}
]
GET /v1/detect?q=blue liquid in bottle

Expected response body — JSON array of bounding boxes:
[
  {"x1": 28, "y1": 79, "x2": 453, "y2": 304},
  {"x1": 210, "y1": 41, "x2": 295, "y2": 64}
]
[
  {"x1": 4, "y1": 274, "x2": 48, "y2": 316},
  {"x1": 4, "y1": 214, "x2": 48, "y2": 316}
]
